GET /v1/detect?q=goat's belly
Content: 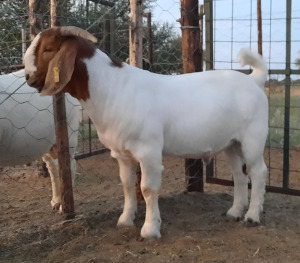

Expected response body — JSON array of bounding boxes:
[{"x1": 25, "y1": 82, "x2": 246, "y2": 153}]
[
  {"x1": 163, "y1": 139, "x2": 232, "y2": 159},
  {"x1": 162, "y1": 125, "x2": 239, "y2": 158}
]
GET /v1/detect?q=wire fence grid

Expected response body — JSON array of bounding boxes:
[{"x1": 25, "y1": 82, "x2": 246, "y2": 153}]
[
  {"x1": 0, "y1": 0, "x2": 300, "y2": 195},
  {"x1": 204, "y1": 0, "x2": 300, "y2": 195}
]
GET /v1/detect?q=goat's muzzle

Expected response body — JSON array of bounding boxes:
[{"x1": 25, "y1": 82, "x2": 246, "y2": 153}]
[{"x1": 26, "y1": 75, "x2": 44, "y2": 93}]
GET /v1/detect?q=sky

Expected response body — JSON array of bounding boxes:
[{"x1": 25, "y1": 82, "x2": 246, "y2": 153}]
[{"x1": 150, "y1": 0, "x2": 300, "y2": 76}]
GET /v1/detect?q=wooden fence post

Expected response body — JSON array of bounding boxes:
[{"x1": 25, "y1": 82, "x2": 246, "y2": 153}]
[
  {"x1": 28, "y1": 0, "x2": 49, "y2": 177},
  {"x1": 129, "y1": 0, "x2": 144, "y2": 201},
  {"x1": 180, "y1": 0, "x2": 203, "y2": 192},
  {"x1": 204, "y1": 0, "x2": 214, "y2": 182},
  {"x1": 51, "y1": 0, "x2": 75, "y2": 219},
  {"x1": 129, "y1": 0, "x2": 143, "y2": 68},
  {"x1": 29, "y1": 0, "x2": 36, "y2": 41},
  {"x1": 257, "y1": 0, "x2": 263, "y2": 56}
]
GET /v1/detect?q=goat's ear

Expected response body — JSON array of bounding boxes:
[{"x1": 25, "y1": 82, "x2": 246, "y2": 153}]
[{"x1": 42, "y1": 41, "x2": 77, "y2": 95}]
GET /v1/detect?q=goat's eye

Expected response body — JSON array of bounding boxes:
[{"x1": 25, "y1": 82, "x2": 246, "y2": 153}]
[{"x1": 43, "y1": 48, "x2": 53, "y2": 53}]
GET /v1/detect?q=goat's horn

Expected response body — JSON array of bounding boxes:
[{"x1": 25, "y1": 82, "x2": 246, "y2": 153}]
[{"x1": 60, "y1": 26, "x2": 98, "y2": 43}]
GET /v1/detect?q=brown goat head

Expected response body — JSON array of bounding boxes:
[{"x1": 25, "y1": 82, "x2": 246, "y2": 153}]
[{"x1": 24, "y1": 26, "x2": 97, "y2": 101}]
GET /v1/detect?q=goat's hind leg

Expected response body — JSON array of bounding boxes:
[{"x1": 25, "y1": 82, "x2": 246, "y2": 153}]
[
  {"x1": 244, "y1": 156, "x2": 267, "y2": 226},
  {"x1": 225, "y1": 146, "x2": 249, "y2": 221},
  {"x1": 241, "y1": 134, "x2": 267, "y2": 225},
  {"x1": 116, "y1": 157, "x2": 138, "y2": 227}
]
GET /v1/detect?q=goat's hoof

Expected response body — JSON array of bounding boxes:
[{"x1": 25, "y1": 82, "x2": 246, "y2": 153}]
[
  {"x1": 244, "y1": 210, "x2": 260, "y2": 227},
  {"x1": 226, "y1": 207, "x2": 243, "y2": 221},
  {"x1": 141, "y1": 223, "x2": 161, "y2": 239},
  {"x1": 117, "y1": 218, "x2": 134, "y2": 227},
  {"x1": 51, "y1": 201, "x2": 61, "y2": 211},
  {"x1": 226, "y1": 214, "x2": 242, "y2": 222},
  {"x1": 117, "y1": 212, "x2": 135, "y2": 227},
  {"x1": 245, "y1": 218, "x2": 260, "y2": 227}
]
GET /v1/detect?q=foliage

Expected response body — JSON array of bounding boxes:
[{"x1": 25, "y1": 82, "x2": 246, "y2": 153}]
[
  {"x1": 0, "y1": 0, "x2": 27, "y2": 67},
  {"x1": 0, "y1": 0, "x2": 182, "y2": 75},
  {"x1": 150, "y1": 22, "x2": 182, "y2": 74},
  {"x1": 268, "y1": 94, "x2": 300, "y2": 148}
]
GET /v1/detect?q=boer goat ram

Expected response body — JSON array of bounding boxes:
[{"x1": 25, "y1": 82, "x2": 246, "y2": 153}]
[
  {"x1": 24, "y1": 26, "x2": 268, "y2": 239},
  {"x1": 0, "y1": 69, "x2": 81, "y2": 210}
]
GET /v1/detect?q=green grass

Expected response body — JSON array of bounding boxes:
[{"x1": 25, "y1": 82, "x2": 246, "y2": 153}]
[
  {"x1": 78, "y1": 123, "x2": 99, "y2": 140},
  {"x1": 267, "y1": 94, "x2": 300, "y2": 148}
]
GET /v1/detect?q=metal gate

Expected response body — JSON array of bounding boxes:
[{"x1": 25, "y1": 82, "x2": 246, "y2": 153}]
[{"x1": 204, "y1": 0, "x2": 300, "y2": 196}]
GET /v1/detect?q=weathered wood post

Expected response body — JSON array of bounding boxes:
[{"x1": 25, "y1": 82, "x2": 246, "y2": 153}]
[
  {"x1": 204, "y1": 0, "x2": 214, "y2": 182},
  {"x1": 51, "y1": 0, "x2": 75, "y2": 219},
  {"x1": 29, "y1": 0, "x2": 44, "y2": 40},
  {"x1": 29, "y1": 0, "x2": 37, "y2": 41},
  {"x1": 28, "y1": 0, "x2": 50, "y2": 177},
  {"x1": 180, "y1": 0, "x2": 203, "y2": 192},
  {"x1": 129, "y1": 0, "x2": 143, "y2": 68},
  {"x1": 129, "y1": 0, "x2": 144, "y2": 201},
  {"x1": 257, "y1": 0, "x2": 263, "y2": 56}
]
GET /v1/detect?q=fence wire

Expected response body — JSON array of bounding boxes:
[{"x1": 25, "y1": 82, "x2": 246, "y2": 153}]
[
  {"x1": 1, "y1": 2, "x2": 300, "y2": 262},
  {"x1": 0, "y1": 0, "x2": 300, "y2": 195},
  {"x1": 206, "y1": 0, "x2": 300, "y2": 194},
  {"x1": 0, "y1": 0, "x2": 183, "y2": 159}
]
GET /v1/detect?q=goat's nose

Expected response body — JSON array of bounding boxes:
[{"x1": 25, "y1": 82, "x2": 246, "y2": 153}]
[{"x1": 25, "y1": 74, "x2": 29, "y2": 80}]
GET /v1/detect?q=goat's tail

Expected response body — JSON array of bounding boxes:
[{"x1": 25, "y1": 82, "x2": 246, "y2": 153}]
[{"x1": 238, "y1": 49, "x2": 267, "y2": 88}]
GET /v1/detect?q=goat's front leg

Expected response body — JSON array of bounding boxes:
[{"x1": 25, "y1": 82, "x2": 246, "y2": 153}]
[
  {"x1": 139, "y1": 155, "x2": 163, "y2": 239},
  {"x1": 42, "y1": 153, "x2": 61, "y2": 211},
  {"x1": 117, "y1": 157, "x2": 138, "y2": 227}
]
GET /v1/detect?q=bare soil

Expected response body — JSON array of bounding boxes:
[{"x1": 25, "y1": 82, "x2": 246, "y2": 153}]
[{"x1": 1, "y1": 152, "x2": 300, "y2": 263}]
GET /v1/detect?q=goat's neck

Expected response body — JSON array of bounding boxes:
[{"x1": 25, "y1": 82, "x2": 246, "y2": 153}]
[{"x1": 80, "y1": 50, "x2": 135, "y2": 134}]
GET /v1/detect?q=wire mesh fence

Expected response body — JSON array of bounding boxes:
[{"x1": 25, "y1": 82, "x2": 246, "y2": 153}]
[
  {"x1": 1, "y1": 1, "x2": 300, "y2": 262},
  {"x1": 204, "y1": 0, "x2": 300, "y2": 195},
  {"x1": 0, "y1": 0, "x2": 183, "y2": 159}
]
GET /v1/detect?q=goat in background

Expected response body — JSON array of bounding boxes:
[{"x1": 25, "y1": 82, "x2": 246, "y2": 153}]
[{"x1": 0, "y1": 69, "x2": 81, "y2": 211}]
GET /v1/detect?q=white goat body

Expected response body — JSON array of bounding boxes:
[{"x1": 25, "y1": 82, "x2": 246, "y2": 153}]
[
  {"x1": 0, "y1": 69, "x2": 81, "y2": 209},
  {"x1": 86, "y1": 51, "x2": 267, "y2": 160},
  {"x1": 24, "y1": 27, "x2": 268, "y2": 239}
]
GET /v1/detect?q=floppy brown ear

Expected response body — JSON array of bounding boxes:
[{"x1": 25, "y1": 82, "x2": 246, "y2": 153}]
[{"x1": 42, "y1": 41, "x2": 77, "y2": 95}]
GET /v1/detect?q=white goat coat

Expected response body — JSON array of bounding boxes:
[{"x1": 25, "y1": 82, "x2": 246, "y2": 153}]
[
  {"x1": 83, "y1": 51, "x2": 268, "y2": 161},
  {"x1": 23, "y1": 29, "x2": 268, "y2": 238},
  {"x1": 0, "y1": 70, "x2": 81, "y2": 166},
  {"x1": 78, "y1": 50, "x2": 268, "y2": 238}
]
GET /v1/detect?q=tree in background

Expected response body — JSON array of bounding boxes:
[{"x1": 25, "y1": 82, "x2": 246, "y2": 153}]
[
  {"x1": 0, "y1": 0, "x2": 27, "y2": 67},
  {"x1": 0, "y1": 0, "x2": 182, "y2": 75},
  {"x1": 150, "y1": 22, "x2": 182, "y2": 74}
]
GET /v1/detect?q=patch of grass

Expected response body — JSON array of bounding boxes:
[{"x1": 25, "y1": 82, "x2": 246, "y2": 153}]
[
  {"x1": 78, "y1": 123, "x2": 99, "y2": 140},
  {"x1": 267, "y1": 94, "x2": 300, "y2": 148}
]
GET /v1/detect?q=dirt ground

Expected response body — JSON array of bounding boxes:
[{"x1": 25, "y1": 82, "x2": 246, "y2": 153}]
[{"x1": 1, "y1": 153, "x2": 300, "y2": 263}]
